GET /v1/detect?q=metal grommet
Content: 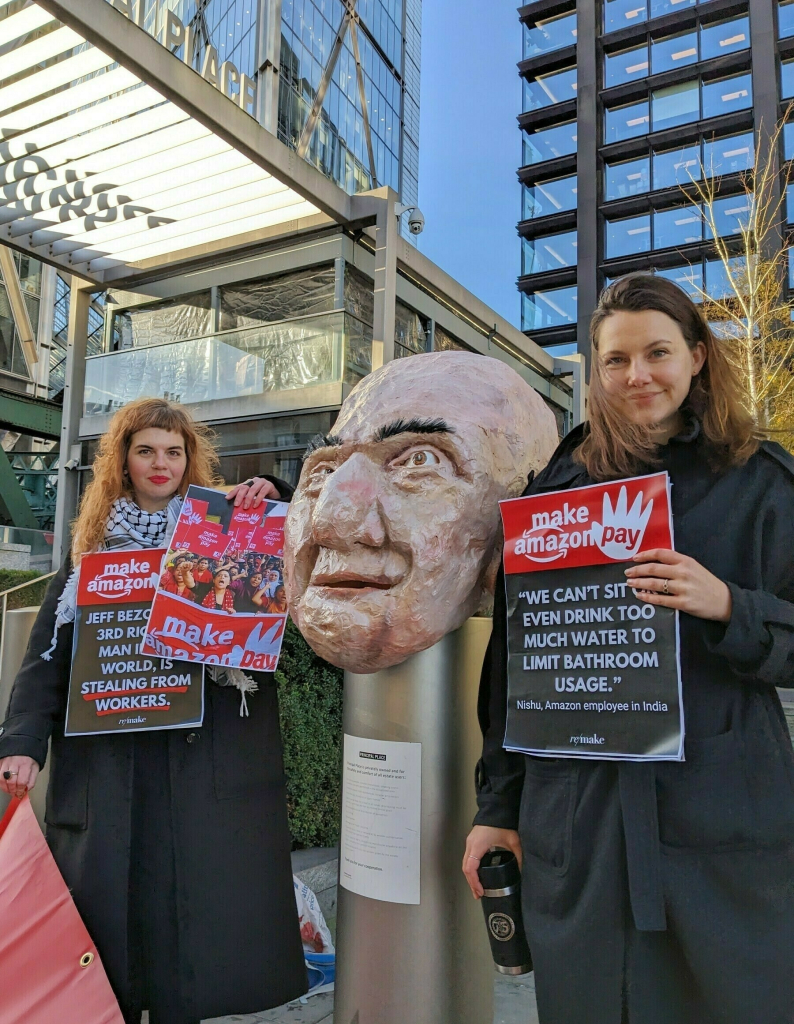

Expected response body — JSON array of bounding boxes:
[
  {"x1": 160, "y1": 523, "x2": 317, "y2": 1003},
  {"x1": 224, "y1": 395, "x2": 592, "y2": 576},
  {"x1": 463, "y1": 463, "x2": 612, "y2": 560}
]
[{"x1": 80, "y1": 952, "x2": 94, "y2": 968}]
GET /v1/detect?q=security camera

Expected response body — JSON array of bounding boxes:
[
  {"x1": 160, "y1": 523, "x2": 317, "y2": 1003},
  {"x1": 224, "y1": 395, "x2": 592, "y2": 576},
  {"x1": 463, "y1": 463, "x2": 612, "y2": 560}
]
[
  {"x1": 64, "y1": 457, "x2": 80, "y2": 470},
  {"x1": 395, "y1": 203, "x2": 425, "y2": 236},
  {"x1": 407, "y1": 209, "x2": 425, "y2": 235}
]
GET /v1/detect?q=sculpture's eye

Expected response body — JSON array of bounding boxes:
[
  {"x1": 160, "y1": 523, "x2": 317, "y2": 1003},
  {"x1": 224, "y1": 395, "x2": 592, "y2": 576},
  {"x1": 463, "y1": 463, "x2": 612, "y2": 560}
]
[
  {"x1": 308, "y1": 463, "x2": 335, "y2": 484},
  {"x1": 398, "y1": 448, "x2": 441, "y2": 468}
]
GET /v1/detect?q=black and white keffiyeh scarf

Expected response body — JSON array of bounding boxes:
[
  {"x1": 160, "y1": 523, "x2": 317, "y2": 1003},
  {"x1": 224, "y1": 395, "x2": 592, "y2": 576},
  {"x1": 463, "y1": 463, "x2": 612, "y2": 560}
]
[
  {"x1": 41, "y1": 495, "x2": 257, "y2": 713},
  {"x1": 41, "y1": 495, "x2": 184, "y2": 661}
]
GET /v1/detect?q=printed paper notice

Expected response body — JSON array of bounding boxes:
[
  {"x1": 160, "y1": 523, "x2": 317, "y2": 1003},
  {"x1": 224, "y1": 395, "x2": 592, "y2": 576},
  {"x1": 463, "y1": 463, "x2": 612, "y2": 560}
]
[{"x1": 340, "y1": 734, "x2": 421, "y2": 905}]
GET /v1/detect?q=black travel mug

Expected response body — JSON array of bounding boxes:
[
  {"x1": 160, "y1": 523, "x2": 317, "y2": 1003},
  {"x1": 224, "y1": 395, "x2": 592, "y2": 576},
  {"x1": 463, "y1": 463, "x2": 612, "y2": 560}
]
[{"x1": 478, "y1": 849, "x2": 532, "y2": 976}]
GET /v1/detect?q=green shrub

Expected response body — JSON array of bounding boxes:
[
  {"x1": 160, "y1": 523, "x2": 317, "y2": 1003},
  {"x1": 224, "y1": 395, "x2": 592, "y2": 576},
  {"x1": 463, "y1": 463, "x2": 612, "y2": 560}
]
[
  {"x1": 0, "y1": 569, "x2": 51, "y2": 609},
  {"x1": 0, "y1": 570, "x2": 52, "y2": 647},
  {"x1": 276, "y1": 618, "x2": 343, "y2": 849}
]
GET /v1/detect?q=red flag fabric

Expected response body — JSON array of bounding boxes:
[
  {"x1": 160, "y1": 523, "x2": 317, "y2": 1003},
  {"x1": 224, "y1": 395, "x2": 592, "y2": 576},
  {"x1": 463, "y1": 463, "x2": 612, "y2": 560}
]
[{"x1": 0, "y1": 796, "x2": 124, "y2": 1024}]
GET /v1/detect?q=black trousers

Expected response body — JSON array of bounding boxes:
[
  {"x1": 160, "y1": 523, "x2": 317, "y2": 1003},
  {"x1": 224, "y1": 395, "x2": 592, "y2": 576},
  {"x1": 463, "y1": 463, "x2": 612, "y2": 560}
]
[{"x1": 125, "y1": 733, "x2": 199, "y2": 1024}]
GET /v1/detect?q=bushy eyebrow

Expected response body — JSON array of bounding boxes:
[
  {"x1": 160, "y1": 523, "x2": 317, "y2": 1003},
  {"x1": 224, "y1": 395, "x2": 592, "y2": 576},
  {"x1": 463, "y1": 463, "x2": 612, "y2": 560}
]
[
  {"x1": 373, "y1": 417, "x2": 454, "y2": 442},
  {"x1": 303, "y1": 432, "x2": 343, "y2": 460}
]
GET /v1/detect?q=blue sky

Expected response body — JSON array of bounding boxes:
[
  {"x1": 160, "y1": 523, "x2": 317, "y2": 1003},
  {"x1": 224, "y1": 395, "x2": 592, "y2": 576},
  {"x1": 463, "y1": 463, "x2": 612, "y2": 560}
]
[{"x1": 417, "y1": 4, "x2": 523, "y2": 328}]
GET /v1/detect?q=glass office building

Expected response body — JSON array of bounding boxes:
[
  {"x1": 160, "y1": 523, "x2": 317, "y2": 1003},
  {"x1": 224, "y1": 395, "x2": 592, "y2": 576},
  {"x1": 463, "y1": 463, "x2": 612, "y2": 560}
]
[
  {"x1": 154, "y1": 0, "x2": 421, "y2": 212},
  {"x1": 518, "y1": 0, "x2": 785, "y2": 356}
]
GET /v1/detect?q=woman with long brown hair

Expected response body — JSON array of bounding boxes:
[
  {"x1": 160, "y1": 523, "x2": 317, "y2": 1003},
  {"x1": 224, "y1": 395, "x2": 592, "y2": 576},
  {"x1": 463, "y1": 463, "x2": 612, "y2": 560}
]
[
  {"x1": 0, "y1": 398, "x2": 307, "y2": 1024},
  {"x1": 463, "y1": 274, "x2": 794, "y2": 1023}
]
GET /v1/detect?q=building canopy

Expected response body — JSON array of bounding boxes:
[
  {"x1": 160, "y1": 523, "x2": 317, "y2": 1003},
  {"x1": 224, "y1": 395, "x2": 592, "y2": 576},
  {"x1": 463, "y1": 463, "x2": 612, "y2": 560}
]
[{"x1": 0, "y1": 0, "x2": 354, "y2": 286}]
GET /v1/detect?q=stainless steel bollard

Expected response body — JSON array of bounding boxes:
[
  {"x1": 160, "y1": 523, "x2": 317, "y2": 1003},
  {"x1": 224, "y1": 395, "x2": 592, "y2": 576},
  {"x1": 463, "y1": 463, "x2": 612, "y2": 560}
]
[{"x1": 335, "y1": 616, "x2": 494, "y2": 1024}]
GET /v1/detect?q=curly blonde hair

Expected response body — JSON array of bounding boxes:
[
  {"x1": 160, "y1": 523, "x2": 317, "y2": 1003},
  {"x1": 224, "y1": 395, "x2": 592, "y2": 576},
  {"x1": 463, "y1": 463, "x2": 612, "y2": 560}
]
[{"x1": 71, "y1": 398, "x2": 222, "y2": 562}]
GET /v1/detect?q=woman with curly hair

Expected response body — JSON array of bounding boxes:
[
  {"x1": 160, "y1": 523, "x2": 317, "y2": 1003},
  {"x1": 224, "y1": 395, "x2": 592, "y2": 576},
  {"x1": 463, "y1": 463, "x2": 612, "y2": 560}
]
[{"x1": 0, "y1": 398, "x2": 306, "y2": 1024}]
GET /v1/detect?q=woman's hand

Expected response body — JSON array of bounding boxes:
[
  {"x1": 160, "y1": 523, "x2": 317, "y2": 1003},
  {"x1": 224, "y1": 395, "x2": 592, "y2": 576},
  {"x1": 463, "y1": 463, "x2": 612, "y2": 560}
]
[
  {"x1": 226, "y1": 477, "x2": 280, "y2": 509},
  {"x1": 462, "y1": 825, "x2": 523, "y2": 899},
  {"x1": 625, "y1": 549, "x2": 732, "y2": 622},
  {"x1": 0, "y1": 755, "x2": 39, "y2": 799}
]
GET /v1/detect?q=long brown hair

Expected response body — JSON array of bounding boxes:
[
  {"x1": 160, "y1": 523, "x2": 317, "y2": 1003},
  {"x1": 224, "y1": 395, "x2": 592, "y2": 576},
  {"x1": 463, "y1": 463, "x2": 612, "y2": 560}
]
[
  {"x1": 576, "y1": 273, "x2": 761, "y2": 480},
  {"x1": 71, "y1": 398, "x2": 222, "y2": 562}
]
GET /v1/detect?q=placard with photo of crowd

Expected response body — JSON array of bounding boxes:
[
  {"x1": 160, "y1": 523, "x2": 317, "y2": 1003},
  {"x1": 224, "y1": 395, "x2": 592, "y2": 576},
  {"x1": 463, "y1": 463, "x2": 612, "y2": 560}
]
[{"x1": 141, "y1": 485, "x2": 289, "y2": 671}]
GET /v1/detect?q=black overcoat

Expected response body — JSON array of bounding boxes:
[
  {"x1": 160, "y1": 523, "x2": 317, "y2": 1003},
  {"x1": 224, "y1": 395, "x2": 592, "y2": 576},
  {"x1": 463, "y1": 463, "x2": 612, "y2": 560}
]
[
  {"x1": 475, "y1": 420, "x2": 794, "y2": 1024},
  {"x1": 0, "y1": 560, "x2": 307, "y2": 1021}
]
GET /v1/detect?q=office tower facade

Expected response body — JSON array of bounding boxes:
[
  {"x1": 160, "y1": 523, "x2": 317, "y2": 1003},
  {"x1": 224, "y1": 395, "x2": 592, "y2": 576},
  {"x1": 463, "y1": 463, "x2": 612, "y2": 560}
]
[
  {"x1": 518, "y1": 0, "x2": 785, "y2": 356},
  {"x1": 157, "y1": 0, "x2": 421, "y2": 210}
]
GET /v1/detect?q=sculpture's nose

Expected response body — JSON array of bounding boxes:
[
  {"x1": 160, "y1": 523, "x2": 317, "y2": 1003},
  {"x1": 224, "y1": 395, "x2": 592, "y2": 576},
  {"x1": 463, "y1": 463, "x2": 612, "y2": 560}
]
[{"x1": 311, "y1": 452, "x2": 387, "y2": 549}]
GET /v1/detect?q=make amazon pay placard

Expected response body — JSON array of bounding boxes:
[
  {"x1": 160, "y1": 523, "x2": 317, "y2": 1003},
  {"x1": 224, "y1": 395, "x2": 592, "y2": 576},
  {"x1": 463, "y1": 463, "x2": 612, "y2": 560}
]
[{"x1": 499, "y1": 473, "x2": 684, "y2": 761}]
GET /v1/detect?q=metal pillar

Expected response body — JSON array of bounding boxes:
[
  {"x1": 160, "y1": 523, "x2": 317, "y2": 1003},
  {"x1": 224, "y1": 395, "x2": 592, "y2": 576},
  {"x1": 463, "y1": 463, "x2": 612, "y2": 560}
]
[
  {"x1": 575, "y1": 0, "x2": 598, "y2": 370},
  {"x1": 51, "y1": 282, "x2": 90, "y2": 569},
  {"x1": 554, "y1": 353, "x2": 586, "y2": 428},
  {"x1": 256, "y1": 0, "x2": 282, "y2": 134},
  {"x1": 368, "y1": 186, "x2": 399, "y2": 370},
  {"x1": 335, "y1": 617, "x2": 495, "y2": 1024},
  {"x1": 0, "y1": 245, "x2": 37, "y2": 378},
  {"x1": 34, "y1": 265, "x2": 57, "y2": 400},
  {"x1": 749, "y1": 0, "x2": 783, "y2": 259}
]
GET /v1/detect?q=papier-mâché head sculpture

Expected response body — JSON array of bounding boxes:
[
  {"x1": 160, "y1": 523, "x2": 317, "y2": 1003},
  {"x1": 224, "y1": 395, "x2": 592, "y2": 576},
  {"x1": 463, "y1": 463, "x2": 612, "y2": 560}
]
[{"x1": 283, "y1": 351, "x2": 558, "y2": 673}]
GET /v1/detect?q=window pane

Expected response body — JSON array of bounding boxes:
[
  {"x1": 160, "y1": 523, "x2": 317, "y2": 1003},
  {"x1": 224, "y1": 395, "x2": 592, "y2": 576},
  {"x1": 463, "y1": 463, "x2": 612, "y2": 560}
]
[
  {"x1": 651, "y1": 81, "x2": 700, "y2": 131},
  {"x1": 785, "y1": 122, "x2": 794, "y2": 161},
  {"x1": 653, "y1": 142, "x2": 702, "y2": 189},
  {"x1": 700, "y1": 16, "x2": 750, "y2": 60},
  {"x1": 653, "y1": 205, "x2": 702, "y2": 249},
  {"x1": 702, "y1": 132, "x2": 754, "y2": 176},
  {"x1": 522, "y1": 231, "x2": 578, "y2": 274},
  {"x1": 783, "y1": 60, "x2": 794, "y2": 99},
  {"x1": 780, "y1": 0, "x2": 794, "y2": 38},
  {"x1": 523, "y1": 175, "x2": 578, "y2": 219},
  {"x1": 605, "y1": 156, "x2": 651, "y2": 200},
  {"x1": 523, "y1": 66, "x2": 577, "y2": 111},
  {"x1": 523, "y1": 121, "x2": 578, "y2": 165},
  {"x1": 523, "y1": 12, "x2": 578, "y2": 58},
  {"x1": 649, "y1": 0, "x2": 696, "y2": 19},
  {"x1": 655, "y1": 264, "x2": 704, "y2": 300},
  {"x1": 545, "y1": 342, "x2": 579, "y2": 356},
  {"x1": 705, "y1": 193, "x2": 752, "y2": 237},
  {"x1": 651, "y1": 31, "x2": 698, "y2": 76},
  {"x1": 605, "y1": 215, "x2": 651, "y2": 258},
  {"x1": 705, "y1": 256, "x2": 747, "y2": 299},
  {"x1": 604, "y1": 0, "x2": 648, "y2": 34},
  {"x1": 604, "y1": 100, "x2": 650, "y2": 143},
  {"x1": 702, "y1": 72, "x2": 753, "y2": 118},
  {"x1": 788, "y1": 185, "x2": 793, "y2": 223},
  {"x1": 604, "y1": 45, "x2": 649, "y2": 87},
  {"x1": 521, "y1": 286, "x2": 578, "y2": 330}
]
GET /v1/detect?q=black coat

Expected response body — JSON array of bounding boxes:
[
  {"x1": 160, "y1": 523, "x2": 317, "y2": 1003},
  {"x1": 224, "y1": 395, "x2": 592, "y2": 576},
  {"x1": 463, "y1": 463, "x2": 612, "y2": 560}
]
[
  {"x1": 0, "y1": 561, "x2": 307, "y2": 1021},
  {"x1": 475, "y1": 421, "x2": 794, "y2": 1024}
]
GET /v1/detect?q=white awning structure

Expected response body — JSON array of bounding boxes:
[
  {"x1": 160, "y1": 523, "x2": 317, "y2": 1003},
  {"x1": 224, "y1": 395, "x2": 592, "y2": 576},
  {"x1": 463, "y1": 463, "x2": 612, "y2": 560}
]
[{"x1": 0, "y1": 0, "x2": 353, "y2": 285}]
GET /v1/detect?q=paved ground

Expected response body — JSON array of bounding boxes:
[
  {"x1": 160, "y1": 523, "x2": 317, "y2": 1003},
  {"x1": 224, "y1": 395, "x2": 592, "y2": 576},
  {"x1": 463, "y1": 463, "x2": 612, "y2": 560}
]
[{"x1": 202, "y1": 972, "x2": 540, "y2": 1024}]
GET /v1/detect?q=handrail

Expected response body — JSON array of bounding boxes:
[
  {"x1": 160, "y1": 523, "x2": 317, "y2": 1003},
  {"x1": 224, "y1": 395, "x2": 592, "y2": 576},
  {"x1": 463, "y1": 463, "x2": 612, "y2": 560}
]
[{"x1": 0, "y1": 571, "x2": 56, "y2": 600}]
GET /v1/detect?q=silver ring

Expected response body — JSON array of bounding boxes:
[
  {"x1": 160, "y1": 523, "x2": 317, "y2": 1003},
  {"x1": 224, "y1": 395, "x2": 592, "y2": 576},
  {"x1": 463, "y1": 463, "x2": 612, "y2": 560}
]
[
  {"x1": 663, "y1": 579, "x2": 669, "y2": 595},
  {"x1": 2, "y1": 770, "x2": 18, "y2": 780}
]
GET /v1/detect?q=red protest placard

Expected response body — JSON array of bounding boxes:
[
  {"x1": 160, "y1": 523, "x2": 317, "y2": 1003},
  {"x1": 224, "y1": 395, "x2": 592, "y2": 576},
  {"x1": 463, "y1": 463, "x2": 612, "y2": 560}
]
[
  {"x1": 501, "y1": 472, "x2": 673, "y2": 575},
  {"x1": 142, "y1": 593, "x2": 286, "y2": 672},
  {"x1": 141, "y1": 486, "x2": 290, "y2": 670},
  {"x1": 499, "y1": 473, "x2": 683, "y2": 761},
  {"x1": 66, "y1": 549, "x2": 204, "y2": 736}
]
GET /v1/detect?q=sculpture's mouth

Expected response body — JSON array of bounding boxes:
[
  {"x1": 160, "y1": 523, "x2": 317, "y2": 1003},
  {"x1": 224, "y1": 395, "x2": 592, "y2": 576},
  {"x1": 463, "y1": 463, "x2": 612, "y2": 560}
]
[{"x1": 309, "y1": 570, "x2": 399, "y2": 593}]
